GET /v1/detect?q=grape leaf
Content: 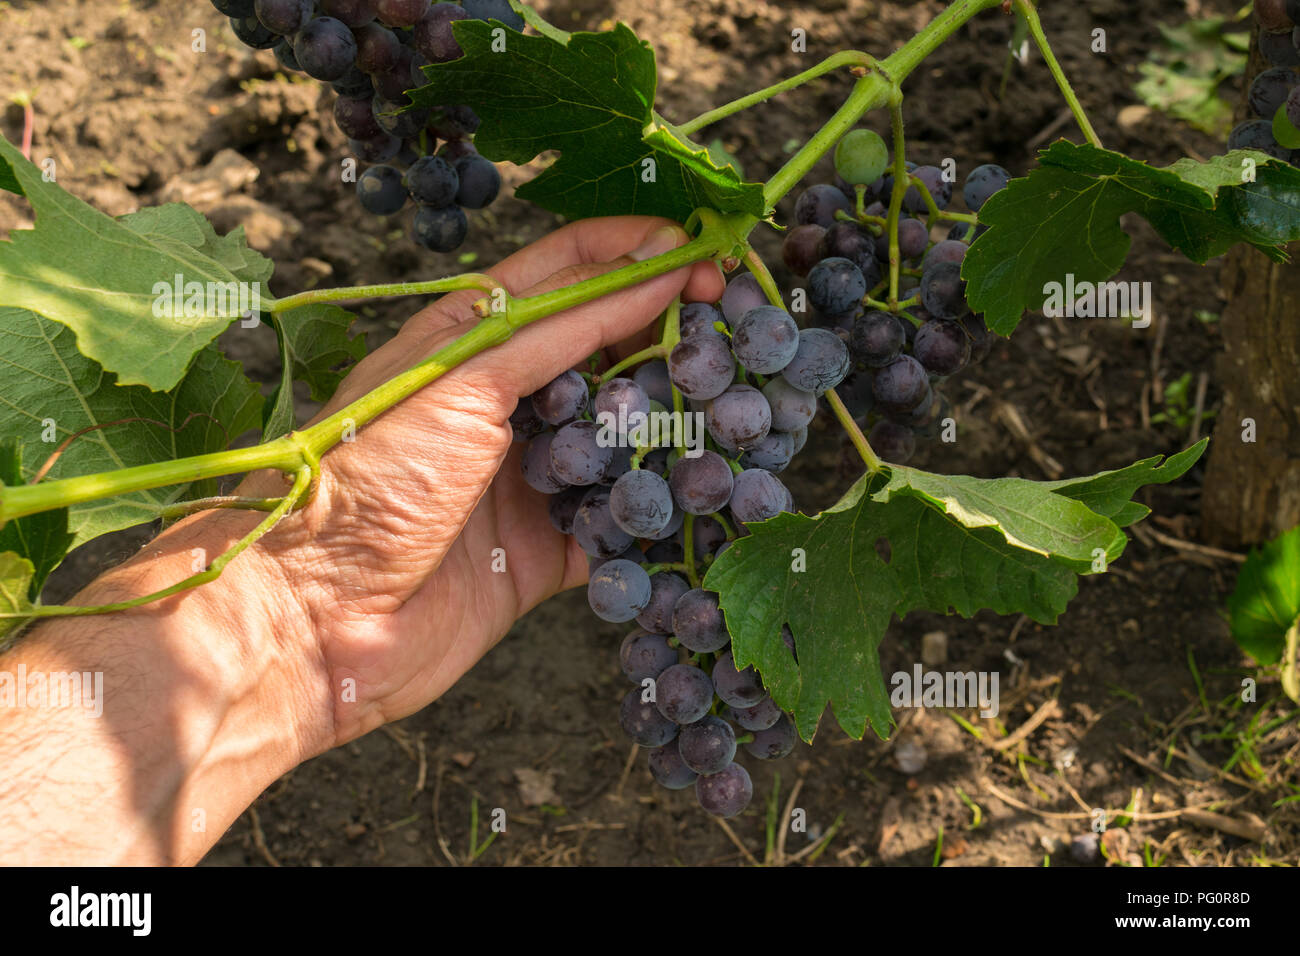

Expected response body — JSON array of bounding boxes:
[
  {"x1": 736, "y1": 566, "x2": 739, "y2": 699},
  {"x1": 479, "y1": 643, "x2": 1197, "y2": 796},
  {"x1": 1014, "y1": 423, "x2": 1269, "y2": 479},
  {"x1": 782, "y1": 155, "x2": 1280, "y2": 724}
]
[
  {"x1": 1039, "y1": 439, "x2": 1208, "y2": 526},
  {"x1": 411, "y1": 20, "x2": 766, "y2": 223},
  {"x1": 1225, "y1": 526, "x2": 1300, "y2": 667},
  {"x1": 705, "y1": 445, "x2": 1206, "y2": 742},
  {"x1": 0, "y1": 439, "x2": 72, "y2": 599},
  {"x1": 0, "y1": 134, "x2": 270, "y2": 391},
  {"x1": 0, "y1": 308, "x2": 264, "y2": 548},
  {"x1": 264, "y1": 303, "x2": 367, "y2": 439},
  {"x1": 965, "y1": 141, "x2": 1300, "y2": 335},
  {"x1": 0, "y1": 551, "x2": 36, "y2": 648}
]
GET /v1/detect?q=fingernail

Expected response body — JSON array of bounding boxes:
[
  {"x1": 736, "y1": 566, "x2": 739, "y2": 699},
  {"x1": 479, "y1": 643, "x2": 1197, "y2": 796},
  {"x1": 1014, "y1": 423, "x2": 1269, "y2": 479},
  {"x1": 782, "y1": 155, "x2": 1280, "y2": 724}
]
[{"x1": 628, "y1": 226, "x2": 684, "y2": 262}]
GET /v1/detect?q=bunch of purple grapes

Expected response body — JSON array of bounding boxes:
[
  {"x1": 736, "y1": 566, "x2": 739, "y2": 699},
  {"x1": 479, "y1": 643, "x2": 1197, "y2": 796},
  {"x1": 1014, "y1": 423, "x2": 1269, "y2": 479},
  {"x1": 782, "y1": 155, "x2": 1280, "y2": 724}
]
[
  {"x1": 511, "y1": 277, "x2": 856, "y2": 816},
  {"x1": 781, "y1": 128, "x2": 1009, "y2": 465},
  {"x1": 1230, "y1": 0, "x2": 1300, "y2": 166},
  {"x1": 211, "y1": 0, "x2": 515, "y2": 251}
]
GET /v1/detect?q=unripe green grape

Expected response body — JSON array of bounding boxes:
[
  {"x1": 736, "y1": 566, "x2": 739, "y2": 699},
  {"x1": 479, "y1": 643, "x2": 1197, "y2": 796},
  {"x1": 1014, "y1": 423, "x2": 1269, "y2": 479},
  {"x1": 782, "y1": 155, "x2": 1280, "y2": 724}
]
[{"x1": 834, "y1": 129, "x2": 889, "y2": 186}]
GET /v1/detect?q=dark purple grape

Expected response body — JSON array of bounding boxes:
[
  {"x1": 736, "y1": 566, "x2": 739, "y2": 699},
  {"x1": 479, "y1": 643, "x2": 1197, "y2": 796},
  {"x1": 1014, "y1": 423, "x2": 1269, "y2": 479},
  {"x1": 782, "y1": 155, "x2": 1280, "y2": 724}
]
[
  {"x1": 411, "y1": 203, "x2": 467, "y2": 252},
  {"x1": 712, "y1": 651, "x2": 765, "y2": 707},
  {"x1": 356, "y1": 164, "x2": 409, "y2": 215},
  {"x1": 706, "y1": 385, "x2": 772, "y2": 450},
  {"x1": 372, "y1": 97, "x2": 429, "y2": 138},
  {"x1": 331, "y1": 64, "x2": 373, "y2": 96},
  {"x1": 547, "y1": 484, "x2": 587, "y2": 534},
  {"x1": 510, "y1": 399, "x2": 544, "y2": 442},
  {"x1": 621, "y1": 629, "x2": 678, "y2": 685},
  {"x1": 906, "y1": 165, "x2": 952, "y2": 211},
  {"x1": 574, "y1": 488, "x2": 636, "y2": 559},
  {"x1": 729, "y1": 469, "x2": 791, "y2": 523},
  {"x1": 668, "y1": 451, "x2": 734, "y2": 515},
  {"x1": 762, "y1": 377, "x2": 816, "y2": 432},
  {"x1": 273, "y1": 37, "x2": 301, "y2": 70},
  {"x1": 643, "y1": 539, "x2": 683, "y2": 565},
  {"x1": 404, "y1": 155, "x2": 459, "y2": 207},
  {"x1": 695, "y1": 762, "x2": 752, "y2": 817},
  {"x1": 782, "y1": 224, "x2": 827, "y2": 277},
  {"x1": 453, "y1": 155, "x2": 501, "y2": 209},
  {"x1": 739, "y1": 430, "x2": 795, "y2": 473},
  {"x1": 745, "y1": 713, "x2": 798, "y2": 759},
  {"x1": 641, "y1": 447, "x2": 671, "y2": 478},
  {"x1": 354, "y1": 22, "x2": 401, "y2": 71},
  {"x1": 794, "y1": 184, "x2": 853, "y2": 228},
  {"x1": 672, "y1": 588, "x2": 730, "y2": 653},
  {"x1": 255, "y1": 0, "x2": 313, "y2": 34},
  {"x1": 294, "y1": 17, "x2": 358, "y2": 81},
  {"x1": 963, "y1": 164, "x2": 1011, "y2": 211},
  {"x1": 678, "y1": 715, "x2": 737, "y2": 775},
  {"x1": 719, "y1": 274, "x2": 768, "y2": 326},
  {"x1": 600, "y1": 444, "x2": 635, "y2": 486},
  {"x1": 897, "y1": 218, "x2": 930, "y2": 260},
  {"x1": 371, "y1": 46, "x2": 417, "y2": 99},
  {"x1": 820, "y1": 223, "x2": 884, "y2": 289},
  {"x1": 321, "y1": 0, "x2": 379, "y2": 26},
  {"x1": 229, "y1": 15, "x2": 280, "y2": 48},
  {"x1": 913, "y1": 319, "x2": 971, "y2": 376},
  {"x1": 850, "y1": 310, "x2": 906, "y2": 368},
  {"x1": 780, "y1": 328, "x2": 851, "y2": 394},
  {"x1": 620, "y1": 686, "x2": 678, "y2": 746},
  {"x1": 807, "y1": 257, "x2": 867, "y2": 316},
  {"x1": 550, "y1": 420, "x2": 613, "y2": 486},
  {"x1": 610, "y1": 469, "x2": 674, "y2": 538},
  {"x1": 921, "y1": 239, "x2": 968, "y2": 272},
  {"x1": 595, "y1": 377, "x2": 650, "y2": 427},
  {"x1": 633, "y1": 361, "x2": 673, "y2": 409},
  {"x1": 1228, "y1": 120, "x2": 1290, "y2": 159},
  {"x1": 376, "y1": 0, "x2": 431, "y2": 27},
  {"x1": 679, "y1": 302, "x2": 726, "y2": 339},
  {"x1": 872, "y1": 354, "x2": 929, "y2": 412},
  {"x1": 920, "y1": 261, "x2": 969, "y2": 319},
  {"x1": 348, "y1": 131, "x2": 402, "y2": 162},
  {"x1": 654, "y1": 664, "x2": 715, "y2": 725},
  {"x1": 521, "y1": 433, "x2": 568, "y2": 493},
  {"x1": 869, "y1": 420, "x2": 916, "y2": 463},
  {"x1": 667, "y1": 333, "x2": 735, "y2": 401},
  {"x1": 648, "y1": 743, "x2": 697, "y2": 790},
  {"x1": 334, "y1": 94, "x2": 382, "y2": 139},
  {"x1": 727, "y1": 696, "x2": 783, "y2": 732},
  {"x1": 691, "y1": 515, "x2": 729, "y2": 562},
  {"x1": 437, "y1": 139, "x2": 480, "y2": 163},
  {"x1": 636, "y1": 572, "x2": 690, "y2": 635},
  {"x1": 731, "y1": 306, "x2": 799, "y2": 374},
  {"x1": 531, "y1": 370, "x2": 588, "y2": 424},
  {"x1": 413, "y1": 2, "x2": 469, "y2": 61}
]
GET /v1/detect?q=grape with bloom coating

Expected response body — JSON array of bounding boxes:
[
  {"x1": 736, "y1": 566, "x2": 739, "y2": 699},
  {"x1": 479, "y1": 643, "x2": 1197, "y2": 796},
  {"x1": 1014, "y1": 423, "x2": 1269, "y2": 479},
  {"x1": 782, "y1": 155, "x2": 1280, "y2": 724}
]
[
  {"x1": 695, "y1": 762, "x2": 752, "y2": 817},
  {"x1": 589, "y1": 559, "x2": 652, "y2": 623},
  {"x1": 672, "y1": 589, "x2": 730, "y2": 653},
  {"x1": 678, "y1": 715, "x2": 737, "y2": 775},
  {"x1": 620, "y1": 687, "x2": 678, "y2": 747},
  {"x1": 654, "y1": 664, "x2": 715, "y2": 725}
]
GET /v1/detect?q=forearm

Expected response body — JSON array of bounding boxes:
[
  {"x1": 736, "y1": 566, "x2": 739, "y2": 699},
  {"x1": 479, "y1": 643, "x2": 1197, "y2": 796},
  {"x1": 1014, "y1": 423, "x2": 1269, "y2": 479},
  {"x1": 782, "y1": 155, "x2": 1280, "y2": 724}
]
[{"x1": 0, "y1": 506, "x2": 329, "y2": 865}]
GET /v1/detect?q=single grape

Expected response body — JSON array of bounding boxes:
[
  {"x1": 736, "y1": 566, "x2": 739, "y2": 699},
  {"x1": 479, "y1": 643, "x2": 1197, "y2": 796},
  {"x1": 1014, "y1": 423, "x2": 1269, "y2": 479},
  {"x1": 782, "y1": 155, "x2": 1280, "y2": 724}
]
[
  {"x1": 643, "y1": 539, "x2": 683, "y2": 565},
  {"x1": 255, "y1": 0, "x2": 313, "y2": 34},
  {"x1": 819, "y1": 223, "x2": 884, "y2": 290},
  {"x1": 668, "y1": 450, "x2": 734, "y2": 515},
  {"x1": 654, "y1": 664, "x2": 715, "y2": 725},
  {"x1": 600, "y1": 444, "x2": 635, "y2": 486},
  {"x1": 636, "y1": 572, "x2": 691, "y2": 635},
  {"x1": 331, "y1": 65, "x2": 373, "y2": 96},
  {"x1": 229, "y1": 15, "x2": 280, "y2": 48},
  {"x1": 781, "y1": 224, "x2": 827, "y2": 277},
  {"x1": 731, "y1": 306, "x2": 800, "y2": 375},
  {"x1": 962, "y1": 163, "x2": 1011, "y2": 212},
  {"x1": 897, "y1": 218, "x2": 931, "y2": 261},
  {"x1": 712, "y1": 651, "x2": 765, "y2": 707},
  {"x1": 695, "y1": 762, "x2": 752, "y2": 817},
  {"x1": 920, "y1": 261, "x2": 969, "y2": 319},
  {"x1": 372, "y1": 97, "x2": 429, "y2": 138},
  {"x1": 678, "y1": 716, "x2": 737, "y2": 776},
  {"x1": 641, "y1": 447, "x2": 672, "y2": 478},
  {"x1": 411, "y1": 203, "x2": 468, "y2": 252},
  {"x1": 356, "y1": 164, "x2": 410, "y2": 215},
  {"x1": 609, "y1": 469, "x2": 674, "y2": 538},
  {"x1": 403, "y1": 155, "x2": 459, "y2": 207},
  {"x1": 672, "y1": 589, "x2": 730, "y2": 653},
  {"x1": 354, "y1": 22, "x2": 401, "y2": 71},
  {"x1": 807, "y1": 257, "x2": 867, "y2": 317},
  {"x1": 762, "y1": 377, "x2": 817, "y2": 432},
  {"x1": 729, "y1": 469, "x2": 791, "y2": 524},
  {"x1": 648, "y1": 743, "x2": 698, "y2": 790},
  {"x1": 632, "y1": 360, "x2": 673, "y2": 409},
  {"x1": 921, "y1": 239, "x2": 968, "y2": 272},
  {"x1": 550, "y1": 420, "x2": 613, "y2": 486},
  {"x1": 1249, "y1": 68, "x2": 1298, "y2": 118},
  {"x1": 780, "y1": 328, "x2": 851, "y2": 394},
  {"x1": 294, "y1": 17, "x2": 358, "y2": 80},
  {"x1": 872, "y1": 354, "x2": 929, "y2": 412},
  {"x1": 691, "y1": 514, "x2": 729, "y2": 562},
  {"x1": 1228, "y1": 119, "x2": 1290, "y2": 159},
  {"x1": 521, "y1": 433, "x2": 568, "y2": 493},
  {"x1": 619, "y1": 686, "x2": 678, "y2": 747},
  {"x1": 868, "y1": 419, "x2": 916, "y2": 464},
  {"x1": 620, "y1": 629, "x2": 678, "y2": 684},
  {"x1": 739, "y1": 430, "x2": 795, "y2": 473},
  {"x1": 413, "y1": 1, "x2": 469, "y2": 61},
  {"x1": 834, "y1": 128, "x2": 890, "y2": 185},
  {"x1": 905, "y1": 165, "x2": 952, "y2": 212},
  {"x1": 376, "y1": 0, "x2": 431, "y2": 27},
  {"x1": 850, "y1": 310, "x2": 906, "y2": 368},
  {"x1": 212, "y1": 0, "x2": 257, "y2": 15},
  {"x1": 595, "y1": 377, "x2": 650, "y2": 429},
  {"x1": 453, "y1": 155, "x2": 501, "y2": 209},
  {"x1": 532, "y1": 369, "x2": 588, "y2": 424},
  {"x1": 726, "y1": 696, "x2": 783, "y2": 732},
  {"x1": 719, "y1": 273, "x2": 768, "y2": 326},
  {"x1": 745, "y1": 713, "x2": 798, "y2": 759},
  {"x1": 273, "y1": 38, "x2": 302, "y2": 70},
  {"x1": 371, "y1": 46, "x2": 418, "y2": 99},
  {"x1": 320, "y1": 0, "x2": 379, "y2": 27},
  {"x1": 794, "y1": 184, "x2": 853, "y2": 228},
  {"x1": 334, "y1": 94, "x2": 383, "y2": 139},
  {"x1": 706, "y1": 385, "x2": 772, "y2": 450},
  {"x1": 462, "y1": 0, "x2": 527, "y2": 30},
  {"x1": 547, "y1": 484, "x2": 587, "y2": 534},
  {"x1": 913, "y1": 319, "x2": 971, "y2": 377},
  {"x1": 437, "y1": 139, "x2": 479, "y2": 163},
  {"x1": 679, "y1": 302, "x2": 726, "y2": 339},
  {"x1": 510, "y1": 399, "x2": 544, "y2": 442},
  {"x1": 574, "y1": 488, "x2": 637, "y2": 559},
  {"x1": 589, "y1": 559, "x2": 652, "y2": 623},
  {"x1": 667, "y1": 333, "x2": 736, "y2": 401},
  {"x1": 348, "y1": 129, "x2": 402, "y2": 162},
  {"x1": 430, "y1": 104, "x2": 481, "y2": 138}
]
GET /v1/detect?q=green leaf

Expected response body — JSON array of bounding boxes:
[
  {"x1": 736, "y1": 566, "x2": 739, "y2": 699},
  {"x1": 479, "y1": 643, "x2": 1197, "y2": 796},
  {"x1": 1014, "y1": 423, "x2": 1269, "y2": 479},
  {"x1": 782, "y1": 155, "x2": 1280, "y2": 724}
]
[
  {"x1": 0, "y1": 551, "x2": 36, "y2": 647},
  {"x1": 0, "y1": 308, "x2": 264, "y2": 547},
  {"x1": 1132, "y1": 17, "x2": 1246, "y2": 136},
  {"x1": 0, "y1": 134, "x2": 270, "y2": 391},
  {"x1": 1225, "y1": 526, "x2": 1300, "y2": 666},
  {"x1": 704, "y1": 451, "x2": 1205, "y2": 742},
  {"x1": 0, "y1": 439, "x2": 73, "y2": 599},
  {"x1": 262, "y1": 303, "x2": 365, "y2": 439},
  {"x1": 965, "y1": 142, "x2": 1300, "y2": 335},
  {"x1": 411, "y1": 20, "x2": 766, "y2": 223}
]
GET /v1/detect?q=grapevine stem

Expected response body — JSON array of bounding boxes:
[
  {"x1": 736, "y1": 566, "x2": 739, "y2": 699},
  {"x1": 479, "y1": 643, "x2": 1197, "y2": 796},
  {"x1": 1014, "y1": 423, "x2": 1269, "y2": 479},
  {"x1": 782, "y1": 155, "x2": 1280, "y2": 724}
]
[
  {"x1": 158, "y1": 496, "x2": 285, "y2": 521},
  {"x1": 744, "y1": 249, "x2": 784, "y2": 310},
  {"x1": 886, "y1": 89, "x2": 908, "y2": 311},
  {"x1": 269, "y1": 274, "x2": 499, "y2": 313},
  {"x1": 1011, "y1": 0, "x2": 1103, "y2": 149},
  {"x1": 826, "y1": 388, "x2": 883, "y2": 475},
  {"x1": 594, "y1": 344, "x2": 667, "y2": 383},
  {"x1": 677, "y1": 50, "x2": 877, "y2": 136},
  {"x1": 683, "y1": 514, "x2": 700, "y2": 588}
]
